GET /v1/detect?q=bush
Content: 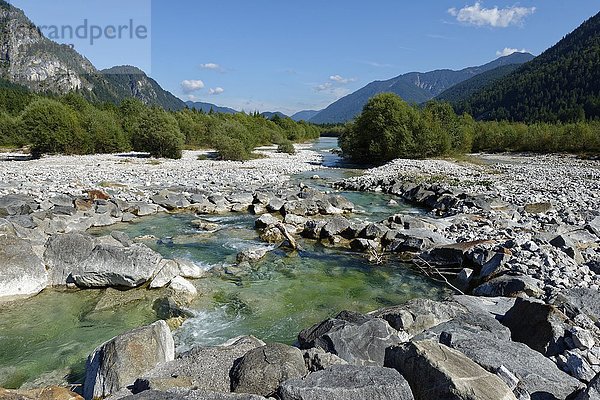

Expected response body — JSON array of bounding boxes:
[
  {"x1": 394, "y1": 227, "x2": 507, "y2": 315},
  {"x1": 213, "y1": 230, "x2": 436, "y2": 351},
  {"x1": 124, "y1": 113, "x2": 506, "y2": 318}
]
[
  {"x1": 21, "y1": 98, "x2": 89, "y2": 157},
  {"x1": 132, "y1": 109, "x2": 184, "y2": 159},
  {"x1": 80, "y1": 108, "x2": 129, "y2": 154},
  {"x1": 215, "y1": 136, "x2": 251, "y2": 161},
  {"x1": 277, "y1": 140, "x2": 296, "y2": 154}
]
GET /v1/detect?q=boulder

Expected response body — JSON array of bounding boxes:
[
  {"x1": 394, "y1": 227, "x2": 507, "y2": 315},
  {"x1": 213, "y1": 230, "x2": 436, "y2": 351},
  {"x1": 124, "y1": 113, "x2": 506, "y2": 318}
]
[
  {"x1": 502, "y1": 297, "x2": 569, "y2": 357},
  {"x1": 588, "y1": 217, "x2": 600, "y2": 239},
  {"x1": 370, "y1": 298, "x2": 465, "y2": 337},
  {"x1": 231, "y1": 343, "x2": 306, "y2": 397},
  {"x1": 479, "y1": 252, "x2": 512, "y2": 281},
  {"x1": 302, "y1": 220, "x2": 326, "y2": 240},
  {"x1": 328, "y1": 195, "x2": 354, "y2": 211},
  {"x1": 552, "y1": 288, "x2": 600, "y2": 323},
  {"x1": 0, "y1": 387, "x2": 82, "y2": 400},
  {"x1": 135, "y1": 336, "x2": 264, "y2": 394},
  {"x1": 44, "y1": 233, "x2": 163, "y2": 288},
  {"x1": 320, "y1": 216, "x2": 352, "y2": 239},
  {"x1": 121, "y1": 389, "x2": 266, "y2": 399},
  {"x1": 236, "y1": 247, "x2": 270, "y2": 263},
  {"x1": 473, "y1": 274, "x2": 544, "y2": 298},
  {"x1": 278, "y1": 365, "x2": 414, "y2": 400},
  {"x1": 0, "y1": 235, "x2": 48, "y2": 302},
  {"x1": 448, "y1": 330, "x2": 584, "y2": 400},
  {"x1": 298, "y1": 312, "x2": 407, "y2": 366},
  {"x1": 385, "y1": 340, "x2": 517, "y2": 400},
  {"x1": 302, "y1": 348, "x2": 347, "y2": 372},
  {"x1": 0, "y1": 194, "x2": 37, "y2": 216},
  {"x1": 167, "y1": 276, "x2": 197, "y2": 305},
  {"x1": 151, "y1": 192, "x2": 190, "y2": 211},
  {"x1": 254, "y1": 214, "x2": 279, "y2": 230},
  {"x1": 84, "y1": 321, "x2": 175, "y2": 400}
]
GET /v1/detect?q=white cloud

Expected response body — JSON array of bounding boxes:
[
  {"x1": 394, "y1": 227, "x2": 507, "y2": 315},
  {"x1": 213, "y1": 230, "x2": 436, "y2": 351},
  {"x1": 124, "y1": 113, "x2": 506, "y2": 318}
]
[
  {"x1": 448, "y1": 2, "x2": 536, "y2": 28},
  {"x1": 496, "y1": 47, "x2": 528, "y2": 56},
  {"x1": 315, "y1": 82, "x2": 333, "y2": 92},
  {"x1": 200, "y1": 63, "x2": 221, "y2": 70},
  {"x1": 209, "y1": 87, "x2": 225, "y2": 95},
  {"x1": 329, "y1": 75, "x2": 355, "y2": 84},
  {"x1": 181, "y1": 79, "x2": 205, "y2": 93},
  {"x1": 186, "y1": 94, "x2": 200, "y2": 102}
]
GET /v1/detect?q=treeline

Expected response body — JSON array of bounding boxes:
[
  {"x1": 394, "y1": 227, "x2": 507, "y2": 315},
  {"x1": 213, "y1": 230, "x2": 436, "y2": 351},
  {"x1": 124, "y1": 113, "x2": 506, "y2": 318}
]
[
  {"x1": 0, "y1": 85, "x2": 319, "y2": 159},
  {"x1": 340, "y1": 93, "x2": 600, "y2": 163}
]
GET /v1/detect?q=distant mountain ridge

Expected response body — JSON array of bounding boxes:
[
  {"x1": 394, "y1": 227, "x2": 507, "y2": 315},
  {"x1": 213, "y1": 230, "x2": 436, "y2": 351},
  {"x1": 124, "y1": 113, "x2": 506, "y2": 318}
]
[
  {"x1": 291, "y1": 110, "x2": 320, "y2": 121},
  {"x1": 456, "y1": 12, "x2": 600, "y2": 122},
  {"x1": 185, "y1": 101, "x2": 238, "y2": 114},
  {"x1": 0, "y1": 0, "x2": 185, "y2": 110},
  {"x1": 309, "y1": 52, "x2": 535, "y2": 124}
]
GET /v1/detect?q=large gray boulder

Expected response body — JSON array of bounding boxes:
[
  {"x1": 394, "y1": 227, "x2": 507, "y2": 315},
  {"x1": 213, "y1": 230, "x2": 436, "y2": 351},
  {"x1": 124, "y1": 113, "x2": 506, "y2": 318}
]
[
  {"x1": 0, "y1": 235, "x2": 48, "y2": 302},
  {"x1": 0, "y1": 194, "x2": 37, "y2": 216},
  {"x1": 299, "y1": 312, "x2": 407, "y2": 366},
  {"x1": 231, "y1": 343, "x2": 306, "y2": 397},
  {"x1": 385, "y1": 340, "x2": 517, "y2": 400},
  {"x1": 84, "y1": 320, "x2": 175, "y2": 400},
  {"x1": 502, "y1": 297, "x2": 569, "y2": 357},
  {"x1": 135, "y1": 336, "x2": 265, "y2": 394},
  {"x1": 121, "y1": 388, "x2": 266, "y2": 399},
  {"x1": 473, "y1": 274, "x2": 544, "y2": 298},
  {"x1": 424, "y1": 321, "x2": 584, "y2": 400},
  {"x1": 44, "y1": 232, "x2": 163, "y2": 288},
  {"x1": 370, "y1": 298, "x2": 465, "y2": 337},
  {"x1": 278, "y1": 365, "x2": 414, "y2": 400}
]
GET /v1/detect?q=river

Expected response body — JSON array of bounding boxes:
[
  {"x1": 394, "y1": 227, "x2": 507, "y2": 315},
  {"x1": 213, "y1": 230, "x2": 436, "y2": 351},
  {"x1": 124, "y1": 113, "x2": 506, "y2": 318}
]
[{"x1": 0, "y1": 137, "x2": 449, "y2": 388}]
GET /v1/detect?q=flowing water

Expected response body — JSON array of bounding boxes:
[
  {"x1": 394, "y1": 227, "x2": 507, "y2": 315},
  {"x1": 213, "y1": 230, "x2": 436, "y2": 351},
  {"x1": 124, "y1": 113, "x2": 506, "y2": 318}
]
[{"x1": 0, "y1": 137, "x2": 449, "y2": 389}]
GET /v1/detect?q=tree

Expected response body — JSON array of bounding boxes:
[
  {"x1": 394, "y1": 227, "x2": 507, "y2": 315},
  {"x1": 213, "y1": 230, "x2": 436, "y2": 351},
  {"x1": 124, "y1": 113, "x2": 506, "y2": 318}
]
[
  {"x1": 132, "y1": 109, "x2": 184, "y2": 159},
  {"x1": 79, "y1": 107, "x2": 129, "y2": 154},
  {"x1": 21, "y1": 98, "x2": 89, "y2": 157}
]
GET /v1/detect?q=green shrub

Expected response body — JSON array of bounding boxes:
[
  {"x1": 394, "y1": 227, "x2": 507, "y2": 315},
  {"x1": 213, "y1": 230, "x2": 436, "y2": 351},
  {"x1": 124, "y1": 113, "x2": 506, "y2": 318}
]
[
  {"x1": 21, "y1": 98, "x2": 90, "y2": 157},
  {"x1": 215, "y1": 136, "x2": 250, "y2": 161},
  {"x1": 132, "y1": 109, "x2": 184, "y2": 159},
  {"x1": 80, "y1": 108, "x2": 129, "y2": 154},
  {"x1": 277, "y1": 140, "x2": 296, "y2": 154}
]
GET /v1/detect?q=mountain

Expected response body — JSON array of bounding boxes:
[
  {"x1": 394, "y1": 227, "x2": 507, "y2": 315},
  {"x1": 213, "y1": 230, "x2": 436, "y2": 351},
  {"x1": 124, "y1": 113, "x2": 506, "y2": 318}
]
[
  {"x1": 291, "y1": 110, "x2": 320, "y2": 121},
  {"x1": 309, "y1": 52, "x2": 534, "y2": 124},
  {"x1": 0, "y1": 0, "x2": 184, "y2": 110},
  {"x1": 457, "y1": 12, "x2": 600, "y2": 122},
  {"x1": 435, "y1": 63, "x2": 526, "y2": 104},
  {"x1": 185, "y1": 101, "x2": 238, "y2": 114},
  {"x1": 261, "y1": 111, "x2": 288, "y2": 119}
]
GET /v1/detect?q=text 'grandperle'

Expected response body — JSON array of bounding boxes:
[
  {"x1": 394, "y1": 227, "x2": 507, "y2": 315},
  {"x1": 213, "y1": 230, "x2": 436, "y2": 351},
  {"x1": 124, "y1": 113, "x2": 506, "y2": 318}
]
[{"x1": 38, "y1": 19, "x2": 148, "y2": 45}]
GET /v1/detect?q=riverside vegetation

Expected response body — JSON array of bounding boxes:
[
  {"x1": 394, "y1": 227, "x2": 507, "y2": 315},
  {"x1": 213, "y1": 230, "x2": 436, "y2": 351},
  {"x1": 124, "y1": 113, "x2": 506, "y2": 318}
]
[
  {"x1": 0, "y1": 85, "x2": 319, "y2": 160},
  {"x1": 340, "y1": 93, "x2": 600, "y2": 163}
]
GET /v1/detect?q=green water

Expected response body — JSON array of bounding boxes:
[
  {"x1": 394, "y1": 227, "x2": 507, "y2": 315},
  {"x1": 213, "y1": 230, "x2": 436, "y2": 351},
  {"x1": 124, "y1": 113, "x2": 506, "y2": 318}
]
[{"x1": 0, "y1": 138, "x2": 449, "y2": 389}]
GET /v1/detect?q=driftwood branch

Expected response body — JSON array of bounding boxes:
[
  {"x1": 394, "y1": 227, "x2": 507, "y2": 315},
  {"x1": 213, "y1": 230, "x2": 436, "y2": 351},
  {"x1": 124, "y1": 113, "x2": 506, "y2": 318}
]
[{"x1": 414, "y1": 256, "x2": 465, "y2": 295}]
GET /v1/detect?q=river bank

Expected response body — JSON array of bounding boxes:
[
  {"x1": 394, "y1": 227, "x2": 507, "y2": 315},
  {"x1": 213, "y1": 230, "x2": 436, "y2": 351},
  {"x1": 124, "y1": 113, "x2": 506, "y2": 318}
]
[{"x1": 0, "y1": 141, "x2": 599, "y2": 399}]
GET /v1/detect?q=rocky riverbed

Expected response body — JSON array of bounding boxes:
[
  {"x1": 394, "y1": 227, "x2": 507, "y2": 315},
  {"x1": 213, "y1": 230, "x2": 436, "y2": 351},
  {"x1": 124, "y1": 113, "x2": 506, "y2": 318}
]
[{"x1": 1, "y1": 145, "x2": 600, "y2": 399}]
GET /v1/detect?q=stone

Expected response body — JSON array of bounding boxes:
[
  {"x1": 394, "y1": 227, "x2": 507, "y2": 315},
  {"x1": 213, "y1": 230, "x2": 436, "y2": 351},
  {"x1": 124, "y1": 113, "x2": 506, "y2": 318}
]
[
  {"x1": 302, "y1": 219, "x2": 326, "y2": 239},
  {"x1": 151, "y1": 192, "x2": 190, "y2": 211},
  {"x1": 320, "y1": 216, "x2": 352, "y2": 239},
  {"x1": 84, "y1": 321, "x2": 175, "y2": 400},
  {"x1": 473, "y1": 274, "x2": 544, "y2": 298},
  {"x1": 359, "y1": 223, "x2": 387, "y2": 240},
  {"x1": 385, "y1": 340, "x2": 517, "y2": 400},
  {"x1": 266, "y1": 198, "x2": 285, "y2": 213},
  {"x1": 254, "y1": 214, "x2": 279, "y2": 229},
  {"x1": 571, "y1": 328, "x2": 596, "y2": 350},
  {"x1": 453, "y1": 295, "x2": 516, "y2": 319},
  {"x1": 121, "y1": 389, "x2": 266, "y2": 399},
  {"x1": 303, "y1": 348, "x2": 347, "y2": 372},
  {"x1": 328, "y1": 195, "x2": 354, "y2": 211},
  {"x1": 279, "y1": 365, "x2": 414, "y2": 400},
  {"x1": 444, "y1": 328, "x2": 584, "y2": 400},
  {"x1": 236, "y1": 247, "x2": 269, "y2": 263},
  {"x1": 479, "y1": 252, "x2": 512, "y2": 281},
  {"x1": 553, "y1": 288, "x2": 600, "y2": 323},
  {"x1": 524, "y1": 202, "x2": 553, "y2": 214},
  {"x1": 588, "y1": 217, "x2": 600, "y2": 239},
  {"x1": 502, "y1": 297, "x2": 569, "y2": 357},
  {"x1": 135, "y1": 336, "x2": 264, "y2": 394},
  {"x1": 167, "y1": 276, "x2": 197, "y2": 305},
  {"x1": 576, "y1": 373, "x2": 600, "y2": 400},
  {"x1": 561, "y1": 350, "x2": 597, "y2": 382},
  {"x1": 0, "y1": 194, "x2": 38, "y2": 216},
  {"x1": 370, "y1": 298, "x2": 465, "y2": 337},
  {"x1": 0, "y1": 387, "x2": 82, "y2": 400},
  {"x1": 231, "y1": 343, "x2": 306, "y2": 397},
  {"x1": 298, "y1": 313, "x2": 407, "y2": 366},
  {"x1": 0, "y1": 235, "x2": 48, "y2": 302},
  {"x1": 130, "y1": 202, "x2": 159, "y2": 217}
]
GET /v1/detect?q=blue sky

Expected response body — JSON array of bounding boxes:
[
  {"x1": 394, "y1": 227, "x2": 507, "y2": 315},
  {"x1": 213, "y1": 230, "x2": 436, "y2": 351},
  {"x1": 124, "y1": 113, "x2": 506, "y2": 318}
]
[{"x1": 11, "y1": 0, "x2": 600, "y2": 114}]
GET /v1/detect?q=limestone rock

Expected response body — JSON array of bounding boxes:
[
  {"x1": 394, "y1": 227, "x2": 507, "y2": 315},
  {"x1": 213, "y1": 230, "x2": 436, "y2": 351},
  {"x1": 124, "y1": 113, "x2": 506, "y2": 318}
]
[{"x1": 0, "y1": 235, "x2": 48, "y2": 302}]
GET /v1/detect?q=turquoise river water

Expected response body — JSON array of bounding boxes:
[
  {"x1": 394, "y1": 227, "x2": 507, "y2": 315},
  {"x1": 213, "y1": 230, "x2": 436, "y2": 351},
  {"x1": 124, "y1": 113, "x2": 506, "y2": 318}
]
[{"x1": 0, "y1": 138, "x2": 449, "y2": 388}]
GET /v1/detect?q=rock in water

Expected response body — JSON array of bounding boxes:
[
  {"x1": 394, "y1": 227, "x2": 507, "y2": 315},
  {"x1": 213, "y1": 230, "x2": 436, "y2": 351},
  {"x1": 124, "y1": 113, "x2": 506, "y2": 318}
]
[
  {"x1": 0, "y1": 235, "x2": 48, "y2": 302},
  {"x1": 279, "y1": 365, "x2": 414, "y2": 400},
  {"x1": 385, "y1": 340, "x2": 517, "y2": 400},
  {"x1": 84, "y1": 321, "x2": 175, "y2": 400},
  {"x1": 231, "y1": 343, "x2": 306, "y2": 397}
]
